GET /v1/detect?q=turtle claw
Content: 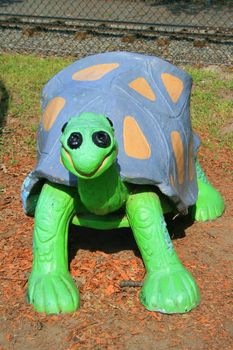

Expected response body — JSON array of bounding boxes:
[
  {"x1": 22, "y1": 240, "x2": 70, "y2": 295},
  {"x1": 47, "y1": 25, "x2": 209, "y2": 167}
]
[
  {"x1": 192, "y1": 181, "x2": 225, "y2": 222},
  {"x1": 140, "y1": 267, "x2": 200, "y2": 314},
  {"x1": 27, "y1": 273, "x2": 80, "y2": 314}
]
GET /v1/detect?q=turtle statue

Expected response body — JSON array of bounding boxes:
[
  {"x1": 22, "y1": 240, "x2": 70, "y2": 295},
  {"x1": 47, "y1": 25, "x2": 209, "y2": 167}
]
[{"x1": 22, "y1": 51, "x2": 224, "y2": 314}]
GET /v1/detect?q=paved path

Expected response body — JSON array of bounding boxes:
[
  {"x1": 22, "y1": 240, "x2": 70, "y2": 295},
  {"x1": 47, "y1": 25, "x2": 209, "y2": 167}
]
[{"x1": 0, "y1": 0, "x2": 232, "y2": 28}]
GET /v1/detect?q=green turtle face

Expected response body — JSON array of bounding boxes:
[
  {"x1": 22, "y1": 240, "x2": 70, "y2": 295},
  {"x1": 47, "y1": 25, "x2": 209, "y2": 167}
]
[{"x1": 60, "y1": 112, "x2": 117, "y2": 179}]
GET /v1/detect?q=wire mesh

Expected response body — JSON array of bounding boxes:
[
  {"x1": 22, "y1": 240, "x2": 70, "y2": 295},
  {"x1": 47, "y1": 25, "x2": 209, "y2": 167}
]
[{"x1": 0, "y1": 0, "x2": 232, "y2": 65}]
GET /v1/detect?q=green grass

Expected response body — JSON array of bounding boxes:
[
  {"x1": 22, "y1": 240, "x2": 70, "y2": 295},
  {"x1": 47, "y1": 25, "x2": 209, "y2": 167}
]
[
  {"x1": 0, "y1": 54, "x2": 232, "y2": 154},
  {"x1": 0, "y1": 54, "x2": 72, "y2": 120},
  {"x1": 187, "y1": 66, "x2": 233, "y2": 147}
]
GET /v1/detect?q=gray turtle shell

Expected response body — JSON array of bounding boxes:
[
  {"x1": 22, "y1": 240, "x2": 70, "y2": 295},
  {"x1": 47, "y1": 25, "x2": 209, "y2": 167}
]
[{"x1": 22, "y1": 51, "x2": 200, "y2": 215}]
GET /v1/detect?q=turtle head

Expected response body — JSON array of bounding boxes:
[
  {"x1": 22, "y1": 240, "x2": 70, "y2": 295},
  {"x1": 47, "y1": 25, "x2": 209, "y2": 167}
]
[{"x1": 60, "y1": 112, "x2": 118, "y2": 179}]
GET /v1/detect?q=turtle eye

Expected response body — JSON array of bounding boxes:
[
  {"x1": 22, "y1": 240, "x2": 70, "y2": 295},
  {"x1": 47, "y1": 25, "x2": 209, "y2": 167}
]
[
  {"x1": 92, "y1": 131, "x2": 111, "y2": 148},
  {"x1": 67, "y1": 132, "x2": 83, "y2": 149}
]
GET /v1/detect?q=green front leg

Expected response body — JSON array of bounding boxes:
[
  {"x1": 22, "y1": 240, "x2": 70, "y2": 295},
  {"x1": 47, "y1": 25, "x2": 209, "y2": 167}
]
[
  {"x1": 126, "y1": 191, "x2": 200, "y2": 314},
  {"x1": 27, "y1": 182, "x2": 80, "y2": 314},
  {"x1": 192, "y1": 161, "x2": 225, "y2": 221}
]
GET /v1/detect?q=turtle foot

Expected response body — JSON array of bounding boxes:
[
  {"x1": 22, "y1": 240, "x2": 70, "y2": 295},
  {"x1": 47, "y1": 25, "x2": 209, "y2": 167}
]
[
  {"x1": 192, "y1": 181, "x2": 225, "y2": 222},
  {"x1": 140, "y1": 267, "x2": 200, "y2": 314},
  {"x1": 27, "y1": 273, "x2": 80, "y2": 314}
]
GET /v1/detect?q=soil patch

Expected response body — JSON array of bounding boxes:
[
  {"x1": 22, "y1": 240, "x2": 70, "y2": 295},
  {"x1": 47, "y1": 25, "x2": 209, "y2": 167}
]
[{"x1": 0, "y1": 116, "x2": 232, "y2": 349}]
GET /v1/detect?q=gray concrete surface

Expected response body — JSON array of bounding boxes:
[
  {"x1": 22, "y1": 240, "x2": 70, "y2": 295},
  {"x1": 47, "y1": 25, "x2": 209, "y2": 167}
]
[
  {"x1": 0, "y1": 0, "x2": 232, "y2": 28},
  {"x1": 0, "y1": 1, "x2": 232, "y2": 65}
]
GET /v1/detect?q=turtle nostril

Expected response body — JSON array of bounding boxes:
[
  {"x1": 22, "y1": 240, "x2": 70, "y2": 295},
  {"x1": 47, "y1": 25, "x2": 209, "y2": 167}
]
[
  {"x1": 67, "y1": 132, "x2": 83, "y2": 149},
  {"x1": 92, "y1": 131, "x2": 111, "y2": 148}
]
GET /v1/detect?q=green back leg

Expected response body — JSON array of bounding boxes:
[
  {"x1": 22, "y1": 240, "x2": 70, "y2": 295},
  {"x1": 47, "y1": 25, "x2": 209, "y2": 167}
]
[
  {"x1": 192, "y1": 161, "x2": 225, "y2": 221},
  {"x1": 27, "y1": 182, "x2": 82, "y2": 314},
  {"x1": 126, "y1": 190, "x2": 200, "y2": 313}
]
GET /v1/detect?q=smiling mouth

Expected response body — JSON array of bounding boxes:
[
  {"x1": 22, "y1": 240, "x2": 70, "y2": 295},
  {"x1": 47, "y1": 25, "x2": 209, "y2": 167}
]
[{"x1": 62, "y1": 147, "x2": 114, "y2": 177}]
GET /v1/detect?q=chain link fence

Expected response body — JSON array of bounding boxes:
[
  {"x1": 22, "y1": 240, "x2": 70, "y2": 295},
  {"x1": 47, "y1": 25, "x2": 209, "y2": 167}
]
[{"x1": 0, "y1": 0, "x2": 232, "y2": 65}]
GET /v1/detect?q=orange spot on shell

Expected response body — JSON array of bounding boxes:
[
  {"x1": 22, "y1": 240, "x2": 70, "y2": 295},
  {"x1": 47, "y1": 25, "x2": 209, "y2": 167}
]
[
  {"x1": 161, "y1": 73, "x2": 184, "y2": 103},
  {"x1": 189, "y1": 137, "x2": 194, "y2": 181},
  {"x1": 170, "y1": 174, "x2": 175, "y2": 187},
  {"x1": 123, "y1": 116, "x2": 151, "y2": 159},
  {"x1": 42, "y1": 97, "x2": 65, "y2": 131},
  {"x1": 72, "y1": 63, "x2": 119, "y2": 81},
  {"x1": 171, "y1": 131, "x2": 184, "y2": 185},
  {"x1": 129, "y1": 77, "x2": 156, "y2": 101}
]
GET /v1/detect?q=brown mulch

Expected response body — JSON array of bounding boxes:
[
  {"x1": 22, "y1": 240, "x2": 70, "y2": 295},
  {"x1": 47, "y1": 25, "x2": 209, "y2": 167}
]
[{"x1": 0, "y1": 116, "x2": 233, "y2": 350}]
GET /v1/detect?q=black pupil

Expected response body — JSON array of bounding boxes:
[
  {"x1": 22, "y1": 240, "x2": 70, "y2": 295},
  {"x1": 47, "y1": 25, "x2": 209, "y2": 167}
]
[
  {"x1": 92, "y1": 131, "x2": 111, "y2": 148},
  {"x1": 67, "y1": 132, "x2": 82, "y2": 149}
]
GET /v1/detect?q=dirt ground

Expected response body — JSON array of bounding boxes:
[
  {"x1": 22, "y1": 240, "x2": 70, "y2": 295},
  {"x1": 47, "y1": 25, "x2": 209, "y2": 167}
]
[{"x1": 0, "y1": 109, "x2": 233, "y2": 348}]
